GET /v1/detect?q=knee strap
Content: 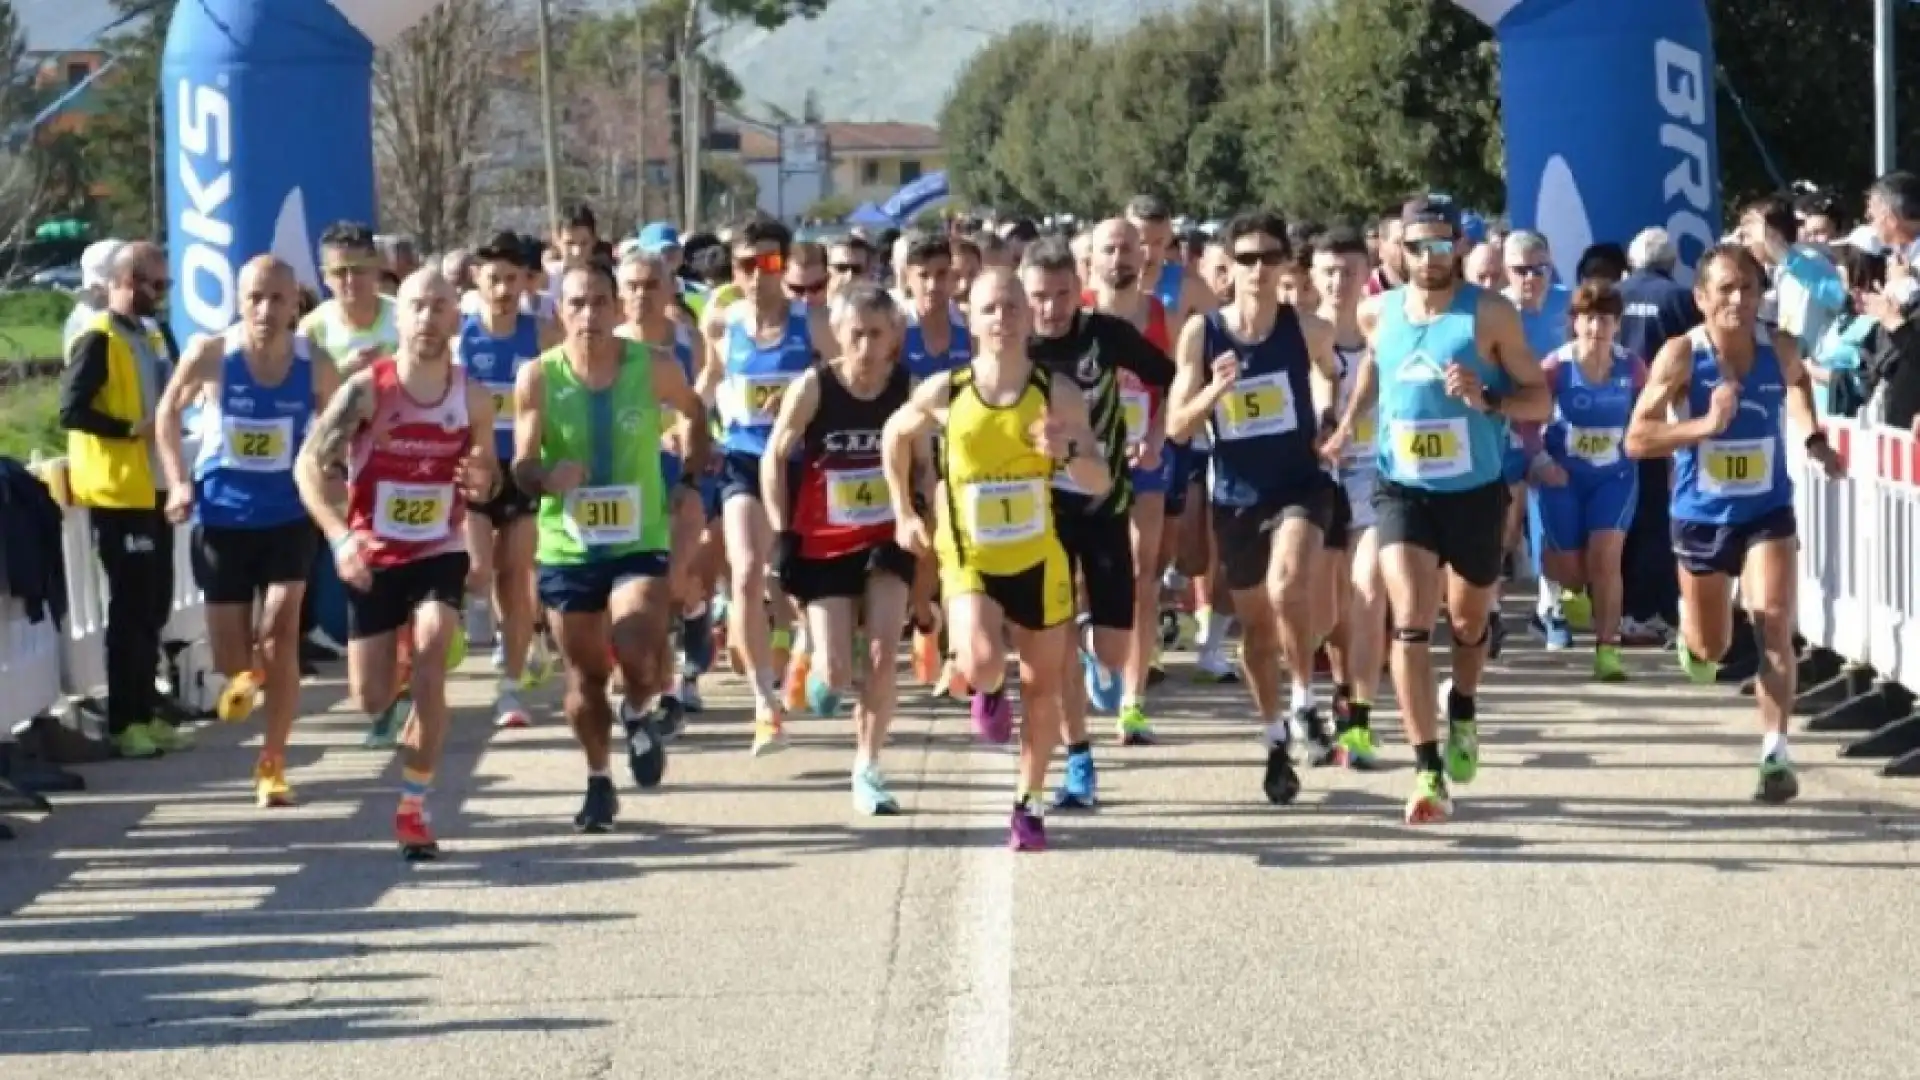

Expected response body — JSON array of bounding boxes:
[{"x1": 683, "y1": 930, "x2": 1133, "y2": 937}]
[{"x1": 1392, "y1": 627, "x2": 1432, "y2": 644}]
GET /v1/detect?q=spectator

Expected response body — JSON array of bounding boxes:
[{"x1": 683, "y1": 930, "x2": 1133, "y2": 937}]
[
  {"x1": 1859, "y1": 171, "x2": 1920, "y2": 428},
  {"x1": 63, "y1": 240, "x2": 125, "y2": 358},
  {"x1": 440, "y1": 248, "x2": 475, "y2": 292},
  {"x1": 1807, "y1": 242, "x2": 1887, "y2": 417},
  {"x1": 1576, "y1": 242, "x2": 1629, "y2": 284},
  {"x1": 1618, "y1": 227, "x2": 1701, "y2": 363},
  {"x1": 1739, "y1": 193, "x2": 1846, "y2": 350},
  {"x1": 1794, "y1": 186, "x2": 1848, "y2": 246},
  {"x1": 56, "y1": 242, "x2": 191, "y2": 760}
]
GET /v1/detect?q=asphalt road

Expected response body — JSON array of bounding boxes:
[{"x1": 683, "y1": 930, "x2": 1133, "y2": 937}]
[{"x1": 3, "y1": 631, "x2": 1918, "y2": 1079}]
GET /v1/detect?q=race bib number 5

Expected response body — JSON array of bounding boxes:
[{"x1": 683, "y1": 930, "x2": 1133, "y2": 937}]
[
  {"x1": 373, "y1": 481, "x2": 453, "y2": 543},
  {"x1": 1388, "y1": 418, "x2": 1472, "y2": 481},
  {"x1": 1215, "y1": 373, "x2": 1296, "y2": 441},
  {"x1": 1699, "y1": 438, "x2": 1773, "y2": 497},
  {"x1": 224, "y1": 416, "x2": 293, "y2": 472},
  {"x1": 965, "y1": 479, "x2": 1045, "y2": 546},
  {"x1": 565, "y1": 485, "x2": 642, "y2": 546},
  {"x1": 826, "y1": 468, "x2": 892, "y2": 527}
]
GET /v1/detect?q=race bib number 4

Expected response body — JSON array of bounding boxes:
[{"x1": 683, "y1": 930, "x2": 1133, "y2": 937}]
[
  {"x1": 565, "y1": 485, "x2": 642, "y2": 546},
  {"x1": 966, "y1": 479, "x2": 1045, "y2": 547},
  {"x1": 1568, "y1": 425, "x2": 1623, "y2": 468},
  {"x1": 826, "y1": 468, "x2": 892, "y2": 527},
  {"x1": 1699, "y1": 438, "x2": 1773, "y2": 497},
  {"x1": 1388, "y1": 418, "x2": 1472, "y2": 481},
  {"x1": 373, "y1": 481, "x2": 453, "y2": 543},
  {"x1": 224, "y1": 416, "x2": 293, "y2": 472},
  {"x1": 1215, "y1": 373, "x2": 1296, "y2": 441}
]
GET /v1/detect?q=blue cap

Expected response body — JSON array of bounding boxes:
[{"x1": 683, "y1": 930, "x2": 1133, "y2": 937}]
[
  {"x1": 637, "y1": 222, "x2": 681, "y2": 253},
  {"x1": 1459, "y1": 211, "x2": 1488, "y2": 244}
]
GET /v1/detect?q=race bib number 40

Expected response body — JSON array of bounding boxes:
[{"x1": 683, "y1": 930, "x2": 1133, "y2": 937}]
[
  {"x1": 965, "y1": 479, "x2": 1045, "y2": 547},
  {"x1": 224, "y1": 416, "x2": 293, "y2": 472},
  {"x1": 1215, "y1": 373, "x2": 1296, "y2": 441},
  {"x1": 1568, "y1": 425, "x2": 1623, "y2": 468},
  {"x1": 1699, "y1": 438, "x2": 1773, "y2": 497},
  {"x1": 826, "y1": 468, "x2": 892, "y2": 527},
  {"x1": 1388, "y1": 418, "x2": 1472, "y2": 481},
  {"x1": 565, "y1": 485, "x2": 642, "y2": 546},
  {"x1": 373, "y1": 481, "x2": 453, "y2": 543}
]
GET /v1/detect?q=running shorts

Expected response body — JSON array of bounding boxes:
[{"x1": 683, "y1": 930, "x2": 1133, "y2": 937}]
[
  {"x1": 191, "y1": 519, "x2": 319, "y2": 605},
  {"x1": 468, "y1": 469, "x2": 537, "y2": 526},
  {"x1": 940, "y1": 544, "x2": 1074, "y2": 632},
  {"x1": 1166, "y1": 443, "x2": 1205, "y2": 518},
  {"x1": 1211, "y1": 477, "x2": 1338, "y2": 593},
  {"x1": 345, "y1": 551, "x2": 470, "y2": 640},
  {"x1": 1670, "y1": 504, "x2": 1796, "y2": 579},
  {"x1": 719, "y1": 450, "x2": 764, "y2": 504},
  {"x1": 1533, "y1": 472, "x2": 1639, "y2": 554},
  {"x1": 781, "y1": 542, "x2": 915, "y2": 606},
  {"x1": 1131, "y1": 452, "x2": 1174, "y2": 498},
  {"x1": 537, "y1": 550, "x2": 670, "y2": 614},
  {"x1": 1373, "y1": 479, "x2": 1509, "y2": 589},
  {"x1": 1056, "y1": 507, "x2": 1135, "y2": 630}
]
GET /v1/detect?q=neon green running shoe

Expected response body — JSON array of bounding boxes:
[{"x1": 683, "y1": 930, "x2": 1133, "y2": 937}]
[
  {"x1": 1404, "y1": 769, "x2": 1452, "y2": 824},
  {"x1": 1675, "y1": 641, "x2": 1718, "y2": 685},
  {"x1": 1445, "y1": 719, "x2": 1479, "y2": 786},
  {"x1": 1333, "y1": 725, "x2": 1378, "y2": 769},
  {"x1": 1593, "y1": 644, "x2": 1627, "y2": 683},
  {"x1": 1561, "y1": 589, "x2": 1593, "y2": 632},
  {"x1": 1116, "y1": 703, "x2": 1156, "y2": 746}
]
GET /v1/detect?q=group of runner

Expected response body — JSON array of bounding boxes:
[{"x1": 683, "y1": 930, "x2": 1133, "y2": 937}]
[{"x1": 146, "y1": 191, "x2": 1841, "y2": 859}]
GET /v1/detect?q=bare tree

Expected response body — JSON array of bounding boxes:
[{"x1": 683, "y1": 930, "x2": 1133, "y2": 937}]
[{"x1": 372, "y1": 0, "x2": 522, "y2": 253}]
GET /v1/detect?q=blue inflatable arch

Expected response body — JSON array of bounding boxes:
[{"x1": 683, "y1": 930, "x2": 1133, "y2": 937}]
[{"x1": 161, "y1": 0, "x2": 1720, "y2": 342}]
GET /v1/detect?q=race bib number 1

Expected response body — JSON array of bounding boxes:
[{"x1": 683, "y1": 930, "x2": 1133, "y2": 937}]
[
  {"x1": 966, "y1": 479, "x2": 1045, "y2": 546},
  {"x1": 826, "y1": 468, "x2": 892, "y2": 527},
  {"x1": 224, "y1": 416, "x2": 293, "y2": 472},
  {"x1": 1699, "y1": 438, "x2": 1773, "y2": 497},
  {"x1": 1388, "y1": 418, "x2": 1472, "y2": 481},
  {"x1": 373, "y1": 481, "x2": 453, "y2": 543}
]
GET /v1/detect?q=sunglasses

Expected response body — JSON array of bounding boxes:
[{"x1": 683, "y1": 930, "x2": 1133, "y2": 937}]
[
  {"x1": 735, "y1": 251, "x2": 786, "y2": 275},
  {"x1": 785, "y1": 280, "x2": 827, "y2": 297},
  {"x1": 1406, "y1": 239, "x2": 1456, "y2": 258},
  {"x1": 324, "y1": 261, "x2": 381, "y2": 276},
  {"x1": 1232, "y1": 249, "x2": 1289, "y2": 268},
  {"x1": 829, "y1": 262, "x2": 865, "y2": 275}
]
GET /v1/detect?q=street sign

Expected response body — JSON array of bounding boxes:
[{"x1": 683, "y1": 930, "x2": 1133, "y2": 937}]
[{"x1": 779, "y1": 125, "x2": 825, "y2": 174}]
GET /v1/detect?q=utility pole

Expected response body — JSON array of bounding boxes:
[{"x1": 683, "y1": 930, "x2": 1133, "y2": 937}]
[
  {"x1": 1262, "y1": 0, "x2": 1275, "y2": 80},
  {"x1": 535, "y1": 0, "x2": 563, "y2": 239},
  {"x1": 680, "y1": 0, "x2": 704, "y2": 232},
  {"x1": 1874, "y1": 0, "x2": 1896, "y2": 176}
]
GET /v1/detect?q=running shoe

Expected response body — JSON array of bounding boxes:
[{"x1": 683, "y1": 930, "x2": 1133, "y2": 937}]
[
  {"x1": 1051, "y1": 747, "x2": 1097, "y2": 810},
  {"x1": 1008, "y1": 802, "x2": 1047, "y2": 852},
  {"x1": 621, "y1": 699, "x2": 667, "y2": 789},
  {"x1": 852, "y1": 765, "x2": 900, "y2": 816},
  {"x1": 912, "y1": 626, "x2": 942, "y2": 687},
  {"x1": 1487, "y1": 612, "x2": 1507, "y2": 659},
  {"x1": 395, "y1": 806, "x2": 440, "y2": 860},
  {"x1": 1262, "y1": 738, "x2": 1301, "y2": 805},
  {"x1": 972, "y1": 687, "x2": 1013, "y2": 745},
  {"x1": 677, "y1": 672, "x2": 704, "y2": 714},
  {"x1": 446, "y1": 622, "x2": 468, "y2": 669},
  {"x1": 1332, "y1": 725, "x2": 1378, "y2": 770},
  {"x1": 364, "y1": 696, "x2": 407, "y2": 750},
  {"x1": 494, "y1": 688, "x2": 531, "y2": 729},
  {"x1": 654, "y1": 694, "x2": 686, "y2": 743},
  {"x1": 1441, "y1": 677, "x2": 1480, "y2": 786},
  {"x1": 1290, "y1": 707, "x2": 1334, "y2": 767},
  {"x1": 805, "y1": 674, "x2": 843, "y2": 718},
  {"x1": 750, "y1": 709, "x2": 788, "y2": 757},
  {"x1": 144, "y1": 719, "x2": 193, "y2": 752},
  {"x1": 1676, "y1": 641, "x2": 1719, "y2": 685},
  {"x1": 1561, "y1": 589, "x2": 1593, "y2": 632},
  {"x1": 1404, "y1": 770, "x2": 1452, "y2": 824},
  {"x1": 113, "y1": 724, "x2": 160, "y2": 759},
  {"x1": 520, "y1": 636, "x2": 555, "y2": 689},
  {"x1": 1116, "y1": 703, "x2": 1156, "y2": 746},
  {"x1": 1191, "y1": 648, "x2": 1239, "y2": 684},
  {"x1": 574, "y1": 775, "x2": 620, "y2": 833},
  {"x1": 253, "y1": 757, "x2": 294, "y2": 808},
  {"x1": 1083, "y1": 651, "x2": 1124, "y2": 714},
  {"x1": 1754, "y1": 755, "x2": 1800, "y2": 805},
  {"x1": 1593, "y1": 644, "x2": 1627, "y2": 683},
  {"x1": 1543, "y1": 616, "x2": 1574, "y2": 651},
  {"x1": 490, "y1": 644, "x2": 506, "y2": 674},
  {"x1": 216, "y1": 669, "x2": 262, "y2": 723},
  {"x1": 783, "y1": 652, "x2": 811, "y2": 713}
]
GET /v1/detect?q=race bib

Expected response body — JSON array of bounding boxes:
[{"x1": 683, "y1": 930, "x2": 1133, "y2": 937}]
[
  {"x1": 965, "y1": 479, "x2": 1045, "y2": 547},
  {"x1": 826, "y1": 467, "x2": 892, "y2": 527},
  {"x1": 1121, "y1": 388, "x2": 1152, "y2": 446},
  {"x1": 734, "y1": 373, "x2": 796, "y2": 426},
  {"x1": 1215, "y1": 373, "x2": 1296, "y2": 441},
  {"x1": 1568, "y1": 425, "x2": 1623, "y2": 468},
  {"x1": 1346, "y1": 410, "x2": 1378, "y2": 462},
  {"x1": 373, "y1": 481, "x2": 453, "y2": 543},
  {"x1": 1699, "y1": 438, "x2": 1773, "y2": 497},
  {"x1": 1388, "y1": 418, "x2": 1472, "y2": 481},
  {"x1": 565, "y1": 484, "x2": 642, "y2": 546},
  {"x1": 224, "y1": 416, "x2": 293, "y2": 472},
  {"x1": 487, "y1": 383, "x2": 515, "y2": 431}
]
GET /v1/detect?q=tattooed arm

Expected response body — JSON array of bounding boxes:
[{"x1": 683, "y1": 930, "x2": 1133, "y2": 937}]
[{"x1": 296, "y1": 369, "x2": 375, "y2": 546}]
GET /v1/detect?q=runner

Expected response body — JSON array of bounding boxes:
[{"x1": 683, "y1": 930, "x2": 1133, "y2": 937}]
[
  {"x1": 882, "y1": 267, "x2": 1107, "y2": 851},
  {"x1": 512, "y1": 262, "x2": 709, "y2": 831},
  {"x1": 1309, "y1": 227, "x2": 1387, "y2": 768},
  {"x1": 1529, "y1": 281, "x2": 1645, "y2": 681},
  {"x1": 1624, "y1": 243, "x2": 1843, "y2": 803},
  {"x1": 1502, "y1": 230, "x2": 1577, "y2": 650},
  {"x1": 763, "y1": 283, "x2": 915, "y2": 814},
  {"x1": 293, "y1": 269, "x2": 500, "y2": 859},
  {"x1": 697, "y1": 218, "x2": 837, "y2": 754},
  {"x1": 458, "y1": 231, "x2": 561, "y2": 728},
  {"x1": 1329, "y1": 194, "x2": 1550, "y2": 824},
  {"x1": 1025, "y1": 236, "x2": 1174, "y2": 808},
  {"x1": 1083, "y1": 218, "x2": 1172, "y2": 742},
  {"x1": 156, "y1": 256, "x2": 339, "y2": 807},
  {"x1": 301, "y1": 222, "x2": 398, "y2": 377},
  {"x1": 1167, "y1": 211, "x2": 1342, "y2": 803},
  {"x1": 617, "y1": 250, "x2": 718, "y2": 719}
]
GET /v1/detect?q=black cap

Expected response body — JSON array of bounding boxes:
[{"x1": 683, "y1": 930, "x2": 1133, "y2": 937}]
[
  {"x1": 475, "y1": 230, "x2": 522, "y2": 264},
  {"x1": 1400, "y1": 193, "x2": 1461, "y2": 233}
]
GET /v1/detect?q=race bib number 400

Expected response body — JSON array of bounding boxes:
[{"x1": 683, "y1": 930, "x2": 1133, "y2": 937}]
[
  {"x1": 224, "y1": 416, "x2": 293, "y2": 472},
  {"x1": 1215, "y1": 373, "x2": 1296, "y2": 441},
  {"x1": 1388, "y1": 418, "x2": 1472, "y2": 481},
  {"x1": 826, "y1": 468, "x2": 892, "y2": 527},
  {"x1": 373, "y1": 481, "x2": 453, "y2": 543},
  {"x1": 565, "y1": 485, "x2": 642, "y2": 546},
  {"x1": 1699, "y1": 438, "x2": 1773, "y2": 497},
  {"x1": 1568, "y1": 425, "x2": 1623, "y2": 468},
  {"x1": 965, "y1": 479, "x2": 1045, "y2": 547}
]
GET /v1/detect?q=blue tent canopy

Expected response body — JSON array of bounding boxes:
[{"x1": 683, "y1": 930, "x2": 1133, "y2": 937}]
[
  {"x1": 845, "y1": 201, "x2": 896, "y2": 228},
  {"x1": 879, "y1": 171, "x2": 949, "y2": 222}
]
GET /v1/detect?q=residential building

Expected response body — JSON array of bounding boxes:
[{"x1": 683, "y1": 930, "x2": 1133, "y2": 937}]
[{"x1": 822, "y1": 122, "x2": 945, "y2": 207}]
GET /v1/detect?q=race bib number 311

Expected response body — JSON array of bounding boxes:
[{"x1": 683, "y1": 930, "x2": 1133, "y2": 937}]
[{"x1": 565, "y1": 485, "x2": 643, "y2": 546}]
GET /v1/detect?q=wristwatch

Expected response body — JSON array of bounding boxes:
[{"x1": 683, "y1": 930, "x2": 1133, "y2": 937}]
[
  {"x1": 1063, "y1": 438, "x2": 1080, "y2": 462},
  {"x1": 1481, "y1": 388, "x2": 1507, "y2": 414}
]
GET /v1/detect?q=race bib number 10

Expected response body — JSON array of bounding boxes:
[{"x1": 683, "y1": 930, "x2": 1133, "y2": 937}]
[
  {"x1": 1699, "y1": 438, "x2": 1773, "y2": 497},
  {"x1": 826, "y1": 468, "x2": 892, "y2": 527},
  {"x1": 373, "y1": 481, "x2": 453, "y2": 543}
]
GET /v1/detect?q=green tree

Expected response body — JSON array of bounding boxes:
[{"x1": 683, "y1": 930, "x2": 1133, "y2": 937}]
[
  {"x1": 77, "y1": 0, "x2": 174, "y2": 238},
  {"x1": 938, "y1": 23, "x2": 1066, "y2": 211}
]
